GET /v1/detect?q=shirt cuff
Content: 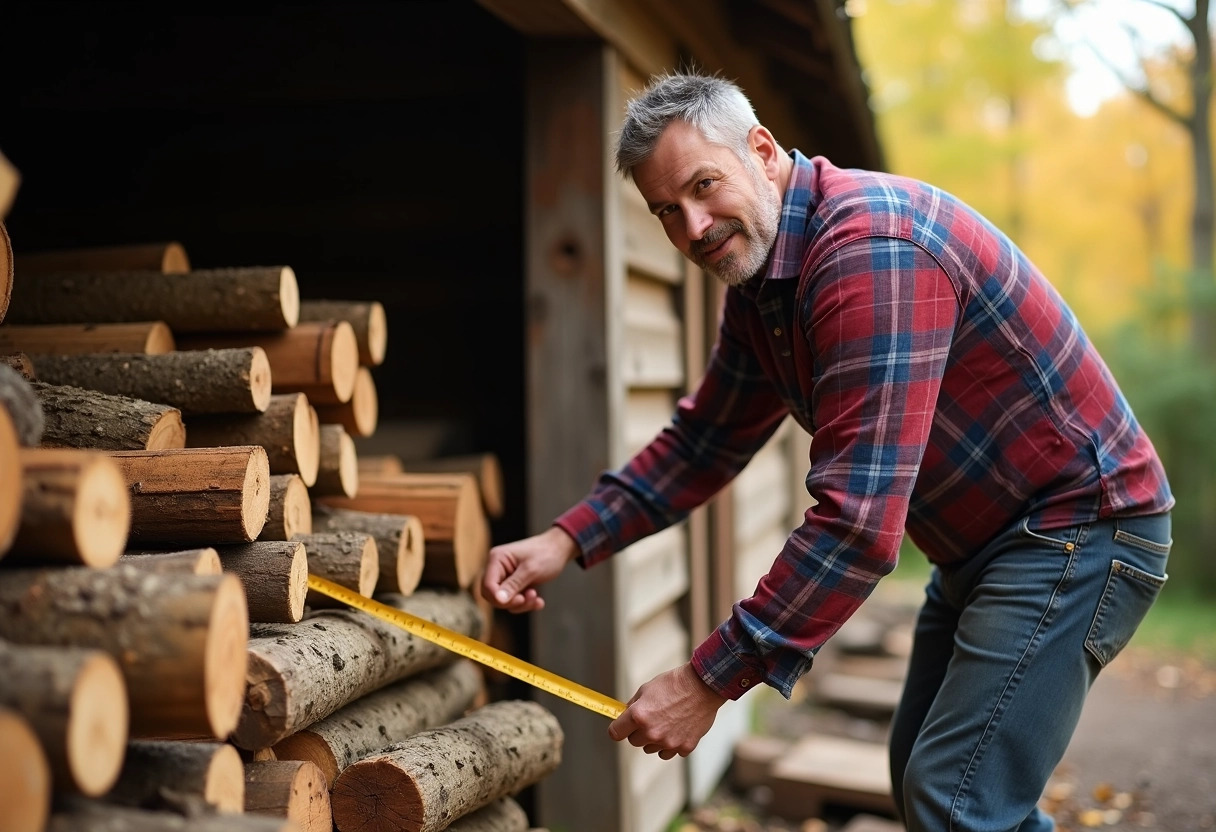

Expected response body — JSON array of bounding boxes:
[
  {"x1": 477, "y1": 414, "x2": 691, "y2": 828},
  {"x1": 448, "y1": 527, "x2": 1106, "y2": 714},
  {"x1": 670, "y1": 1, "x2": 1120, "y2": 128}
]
[
  {"x1": 553, "y1": 502, "x2": 616, "y2": 568},
  {"x1": 690, "y1": 626, "x2": 769, "y2": 700}
]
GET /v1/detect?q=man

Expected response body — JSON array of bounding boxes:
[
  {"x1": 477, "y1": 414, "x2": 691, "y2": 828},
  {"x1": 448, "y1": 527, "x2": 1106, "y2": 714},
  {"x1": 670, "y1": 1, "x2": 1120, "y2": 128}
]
[{"x1": 482, "y1": 72, "x2": 1173, "y2": 831}]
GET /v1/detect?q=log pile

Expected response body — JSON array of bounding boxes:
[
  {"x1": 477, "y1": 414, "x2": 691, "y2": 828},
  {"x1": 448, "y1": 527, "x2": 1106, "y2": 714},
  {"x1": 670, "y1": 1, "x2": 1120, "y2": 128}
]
[{"x1": 0, "y1": 235, "x2": 552, "y2": 832}]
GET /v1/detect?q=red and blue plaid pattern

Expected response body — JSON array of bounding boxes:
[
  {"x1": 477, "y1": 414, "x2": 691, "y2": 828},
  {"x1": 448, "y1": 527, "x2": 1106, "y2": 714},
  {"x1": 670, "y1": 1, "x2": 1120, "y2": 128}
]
[{"x1": 556, "y1": 152, "x2": 1173, "y2": 699}]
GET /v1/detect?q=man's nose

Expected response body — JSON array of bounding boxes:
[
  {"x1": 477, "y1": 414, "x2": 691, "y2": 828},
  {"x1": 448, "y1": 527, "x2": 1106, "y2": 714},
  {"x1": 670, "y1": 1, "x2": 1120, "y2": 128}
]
[{"x1": 684, "y1": 205, "x2": 713, "y2": 241}]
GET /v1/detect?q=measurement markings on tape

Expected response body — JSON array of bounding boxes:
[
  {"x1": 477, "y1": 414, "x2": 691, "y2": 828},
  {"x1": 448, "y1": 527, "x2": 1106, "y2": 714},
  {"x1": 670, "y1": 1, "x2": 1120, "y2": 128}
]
[{"x1": 307, "y1": 574, "x2": 627, "y2": 720}]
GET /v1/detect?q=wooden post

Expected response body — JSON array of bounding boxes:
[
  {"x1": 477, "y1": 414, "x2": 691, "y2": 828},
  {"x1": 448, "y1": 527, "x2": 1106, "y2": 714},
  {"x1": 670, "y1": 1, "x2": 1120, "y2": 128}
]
[
  {"x1": 4, "y1": 266, "x2": 300, "y2": 331},
  {"x1": 107, "y1": 740, "x2": 244, "y2": 814},
  {"x1": 0, "y1": 707, "x2": 50, "y2": 832},
  {"x1": 0, "y1": 322, "x2": 177, "y2": 355},
  {"x1": 272, "y1": 661, "x2": 482, "y2": 787},
  {"x1": 49, "y1": 800, "x2": 299, "y2": 831},
  {"x1": 0, "y1": 407, "x2": 23, "y2": 557},
  {"x1": 216, "y1": 541, "x2": 309, "y2": 624},
  {"x1": 234, "y1": 589, "x2": 483, "y2": 749},
  {"x1": 0, "y1": 642, "x2": 127, "y2": 796},
  {"x1": 320, "y1": 473, "x2": 487, "y2": 589},
  {"x1": 313, "y1": 425, "x2": 358, "y2": 498},
  {"x1": 178, "y1": 321, "x2": 359, "y2": 405},
  {"x1": 32, "y1": 348, "x2": 273, "y2": 414},
  {"x1": 311, "y1": 505, "x2": 424, "y2": 596},
  {"x1": 0, "y1": 567, "x2": 249, "y2": 739},
  {"x1": 110, "y1": 446, "x2": 271, "y2": 546},
  {"x1": 330, "y1": 701, "x2": 563, "y2": 832},
  {"x1": 314, "y1": 366, "x2": 378, "y2": 438},
  {"x1": 295, "y1": 532, "x2": 377, "y2": 608},
  {"x1": 261, "y1": 475, "x2": 312, "y2": 541},
  {"x1": 244, "y1": 761, "x2": 330, "y2": 832},
  {"x1": 445, "y1": 798, "x2": 529, "y2": 832},
  {"x1": 404, "y1": 453, "x2": 505, "y2": 519},
  {"x1": 15, "y1": 241, "x2": 190, "y2": 275},
  {"x1": 6, "y1": 448, "x2": 130, "y2": 568},
  {"x1": 119, "y1": 548, "x2": 222, "y2": 576},
  {"x1": 34, "y1": 382, "x2": 185, "y2": 451},
  {"x1": 0, "y1": 362, "x2": 45, "y2": 446},
  {"x1": 187, "y1": 393, "x2": 320, "y2": 487},
  {"x1": 298, "y1": 300, "x2": 387, "y2": 366}
]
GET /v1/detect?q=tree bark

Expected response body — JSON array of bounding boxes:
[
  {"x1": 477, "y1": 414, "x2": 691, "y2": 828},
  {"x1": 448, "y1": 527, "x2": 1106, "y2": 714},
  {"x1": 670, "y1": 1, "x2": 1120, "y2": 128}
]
[
  {"x1": 313, "y1": 424, "x2": 358, "y2": 498},
  {"x1": 7, "y1": 448, "x2": 130, "y2": 568},
  {"x1": 404, "y1": 453, "x2": 505, "y2": 519},
  {"x1": 178, "y1": 320, "x2": 358, "y2": 405},
  {"x1": 445, "y1": 798, "x2": 528, "y2": 832},
  {"x1": 109, "y1": 446, "x2": 271, "y2": 546},
  {"x1": 321, "y1": 473, "x2": 488, "y2": 589},
  {"x1": 314, "y1": 365, "x2": 378, "y2": 438},
  {"x1": 235, "y1": 589, "x2": 483, "y2": 749},
  {"x1": 295, "y1": 532, "x2": 377, "y2": 608},
  {"x1": 216, "y1": 541, "x2": 308, "y2": 624},
  {"x1": 0, "y1": 322, "x2": 176, "y2": 355},
  {"x1": 5, "y1": 266, "x2": 300, "y2": 332},
  {"x1": 0, "y1": 567, "x2": 248, "y2": 739},
  {"x1": 330, "y1": 701, "x2": 562, "y2": 832},
  {"x1": 0, "y1": 707, "x2": 50, "y2": 832},
  {"x1": 0, "y1": 362, "x2": 44, "y2": 446},
  {"x1": 1, "y1": 352, "x2": 36, "y2": 381},
  {"x1": 244, "y1": 761, "x2": 330, "y2": 832},
  {"x1": 50, "y1": 800, "x2": 296, "y2": 832},
  {"x1": 261, "y1": 475, "x2": 312, "y2": 541},
  {"x1": 272, "y1": 660, "x2": 483, "y2": 787},
  {"x1": 187, "y1": 393, "x2": 319, "y2": 487},
  {"x1": 311, "y1": 505, "x2": 424, "y2": 596},
  {"x1": 0, "y1": 641, "x2": 127, "y2": 796},
  {"x1": 15, "y1": 242, "x2": 190, "y2": 275},
  {"x1": 34, "y1": 382, "x2": 185, "y2": 451},
  {"x1": 298, "y1": 300, "x2": 387, "y2": 366},
  {"x1": 106, "y1": 741, "x2": 244, "y2": 814},
  {"x1": 33, "y1": 348, "x2": 273, "y2": 415},
  {"x1": 119, "y1": 548, "x2": 222, "y2": 576},
  {"x1": 0, "y1": 407, "x2": 23, "y2": 557}
]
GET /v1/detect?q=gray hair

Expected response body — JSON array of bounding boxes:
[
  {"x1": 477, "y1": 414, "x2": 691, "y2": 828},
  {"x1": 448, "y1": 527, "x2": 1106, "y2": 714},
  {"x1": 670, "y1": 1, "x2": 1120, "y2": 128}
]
[{"x1": 615, "y1": 73, "x2": 760, "y2": 180}]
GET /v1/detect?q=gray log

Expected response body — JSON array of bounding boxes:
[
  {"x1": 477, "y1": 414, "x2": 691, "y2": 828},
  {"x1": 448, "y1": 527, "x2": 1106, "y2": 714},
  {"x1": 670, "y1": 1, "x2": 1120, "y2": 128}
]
[{"x1": 0, "y1": 362, "x2": 44, "y2": 445}]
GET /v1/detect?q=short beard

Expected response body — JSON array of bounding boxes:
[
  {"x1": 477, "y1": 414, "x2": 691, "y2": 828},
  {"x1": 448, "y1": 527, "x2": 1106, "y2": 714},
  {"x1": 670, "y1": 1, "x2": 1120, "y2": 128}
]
[{"x1": 694, "y1": 166, "x2": 782, "y2": 287}]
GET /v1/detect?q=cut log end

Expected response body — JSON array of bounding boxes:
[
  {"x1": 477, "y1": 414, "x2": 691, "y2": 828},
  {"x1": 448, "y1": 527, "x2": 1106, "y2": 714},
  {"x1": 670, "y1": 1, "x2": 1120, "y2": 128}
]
[
  {"x1": 249, "y1": 346, "x2": 274, "y2": 412},
  {"x1": 279, "y1": 267, "x2": 300, "y2": 329},
  {"x1": 205, "y1": 573, "x2": 252, "y2": 739},
  {"x1": 242, "y1": 446, "x2": 273, "y2": 542},
  {"x1": 267, "y1": 732, "x2": 339, "y2": 793},
  {"x1": 0, "y1": 708, "x2": 50, "y2": 832},
  {"x1": 0, "y1": 407, "x2": 23, "y2": 556},
  {"x1": 331, "y1": 759, "x2": 423, "y2": 832},
  {"x1": 70, "y1": 453, "x2": 132, "y2": 566},
  {"x1": 68, "y1": 651, "x2": 129, "y2": 796},
  {"x1": 145, "y1": 408, "x2": 187, "y2": 451},
  {"x1": 288, "y1": 395, "x2": 320, "y2": 488},
  {"x1": 245, "y1": 759, "x2": 330, "y2": 832},
  {"x1": 264, "y1": 474, "x2": 312, "y2": 541},
  {"x1": 205, "y1": 743, "x2": 247, "y2": 813}
]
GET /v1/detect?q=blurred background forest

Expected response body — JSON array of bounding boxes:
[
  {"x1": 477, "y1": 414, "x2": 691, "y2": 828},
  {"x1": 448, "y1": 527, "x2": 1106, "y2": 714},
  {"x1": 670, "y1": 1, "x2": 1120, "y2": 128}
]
[{"x1": 849, "y1": 0, "x2": 1215, "y2": 623}]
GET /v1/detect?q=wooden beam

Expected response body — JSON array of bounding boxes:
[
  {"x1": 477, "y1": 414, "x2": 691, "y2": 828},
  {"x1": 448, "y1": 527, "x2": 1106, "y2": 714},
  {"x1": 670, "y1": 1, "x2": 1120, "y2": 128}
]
[
  {"x1": 560, "y1": 0, "x2": 679, "y2": 77},
  {"x1": 475, "y1": 0, "x2": 590, "y2": 36}
]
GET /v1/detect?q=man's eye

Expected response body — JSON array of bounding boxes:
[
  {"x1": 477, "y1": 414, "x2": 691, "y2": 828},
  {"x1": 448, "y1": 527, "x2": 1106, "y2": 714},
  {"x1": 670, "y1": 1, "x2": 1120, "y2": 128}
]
[
  {"x1": 657, "y1": 205, "x2": 677, "y2": 218},
  {"x1": 696, "y1": 178, "x2": 714, "y2": 191}
]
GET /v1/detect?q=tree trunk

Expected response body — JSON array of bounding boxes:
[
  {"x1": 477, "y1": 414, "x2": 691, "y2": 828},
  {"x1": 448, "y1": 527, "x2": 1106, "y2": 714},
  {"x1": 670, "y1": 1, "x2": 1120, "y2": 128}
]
[
  {"x1": 32, "y1": 349, "x2": 273, "y2": 415},
  {"x1": 6, "y1": 448, "x2": 130, "y2": 568},
  {"x1": 1188, "y1": 0, "x2": 1216, "y2": 358},
  {"x1": 311, "y1": 505, "x2": 424, "y2": 596},
  {"x1": 295, "y1": 532, "x2": 378, "y2": 608},
  {"x1": 0, "y1": 362, "x2": 45, "y2": 446},
  {"x1": 109, "y1": 446, "x2": 271, "y2": 546},
  {"x1": 0, "y1": 407, "x2": 23, "y2": 557},
  {"x1": 50, "y1": 800, "x2": 296, "y2": 832},
  {"x1": 15, "y1": 242, "x2": 190, "y2": 275},
  {"x1": 0, "y1": 221, "x2": 12, "y2": 324},
  {"x1": 261, "y1": 475, "x2": 312, "y2": 541},
  {"x1": 187, "y1": 393, "x2": 319, "y2": 487},
  {"x1": 0, "y1": 707, "x2": 50, "y2": 832},
  {"x1": 298, "y1": 300, "x2": 387, "y2": 367},
  {"x1": 321, "y1": 473, "x2": 487, "y2": 589},
  {"x1": 0, "y1": 322, "x2": 176, "y2": 356},
  {"x1": 314, "y1": 366, "x2": 378, "y2": 438},
  {"x1": 119, "y1": 548, "x2": 222, "y2": 576},
  {"x1": 106, "y1": 741, "x2": 244, "y2": 814},
  {"x1": 5, "y1": 266, "x2": 299, "y2": 332},
  {"x1": 34, "y1": 382, "x2": 185, "y2": 451},
  {"x1": 0, "y1": 642, "x2": 127, "y2": 796},
  {"x1": 313, "y1": 425, "x2": 357, "y2": 498},
  {"x1": 272, "y1": 660, "x2": 482, "y2": 787},
  {"x1": 0, "y1": 567, "x2": 248, "y2": 739},
  {"x1": 404, "y1": 453, "x2": 505, "y2": 519},
  {"x1": 445, "y1": 798, "x2": 528, "y2": 832},
  {"x1": 178, "y1": 320, "x2": 358, "y2": 405},
  {"x1": 1, "y1": 352, "x2": 36, "y2": 380},
  {"x1": 330, "y1": 701, "x2": 562, "y2": 832},
  {"x1": 235, "y1": 589, "x2": 483, "y2": 749},
  {"x1": 244, "y1": 761, "x2": 330, "y2": 832},
  {"x1": 216, "y1": 541, "x2": 308, "y2": 624}
]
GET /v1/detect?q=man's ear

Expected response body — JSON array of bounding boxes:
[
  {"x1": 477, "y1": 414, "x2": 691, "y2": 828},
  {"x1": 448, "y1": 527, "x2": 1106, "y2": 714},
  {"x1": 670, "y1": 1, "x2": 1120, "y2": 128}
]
[{"x1": 748, "y1": 125, "x2": 782, "y2": 180}]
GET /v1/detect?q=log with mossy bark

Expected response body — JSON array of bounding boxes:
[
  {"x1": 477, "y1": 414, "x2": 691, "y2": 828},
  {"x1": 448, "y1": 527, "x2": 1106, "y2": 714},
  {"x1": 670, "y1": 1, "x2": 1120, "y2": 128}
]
[
  {"x1": 105, "y1": 740, "x2": 244, "y2": 815},
  {"x1": 310, "y1": 505, "x2": 423, "y2": 596},
  {"x1": 34, "y1": 382, "x2": 185, "y2": 451},
  {"x1": 0, "y1": 321, "x2": 177, "y2": 355},
  {"x1": 187, "y1": 393, "x2": 319, "y2": 487}
]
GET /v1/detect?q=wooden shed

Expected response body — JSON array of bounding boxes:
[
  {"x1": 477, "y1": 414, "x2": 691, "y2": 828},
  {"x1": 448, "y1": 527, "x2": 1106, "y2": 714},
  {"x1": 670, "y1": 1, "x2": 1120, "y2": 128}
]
[{"x1": 1, "y1": 2, "x2": 881, "y2": 830}]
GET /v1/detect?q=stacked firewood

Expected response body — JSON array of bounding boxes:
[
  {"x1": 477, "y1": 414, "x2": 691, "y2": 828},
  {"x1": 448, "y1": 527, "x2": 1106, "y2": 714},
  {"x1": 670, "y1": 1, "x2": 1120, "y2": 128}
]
[{"x1": 0, "y1": 235, "x2": 557, "y2": 832}]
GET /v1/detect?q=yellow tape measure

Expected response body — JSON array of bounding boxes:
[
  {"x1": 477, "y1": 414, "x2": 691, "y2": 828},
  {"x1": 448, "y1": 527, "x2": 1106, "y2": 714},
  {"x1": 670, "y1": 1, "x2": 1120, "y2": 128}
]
[{"x1": 307, "y1": 574, "x2": 627, "y2": 720}]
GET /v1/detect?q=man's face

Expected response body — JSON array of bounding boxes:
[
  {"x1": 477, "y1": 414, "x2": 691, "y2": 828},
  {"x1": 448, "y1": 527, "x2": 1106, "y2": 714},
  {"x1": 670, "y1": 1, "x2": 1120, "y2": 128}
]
[{"x1": 633, "y1": 120, "x2": 782, "y2": 287}]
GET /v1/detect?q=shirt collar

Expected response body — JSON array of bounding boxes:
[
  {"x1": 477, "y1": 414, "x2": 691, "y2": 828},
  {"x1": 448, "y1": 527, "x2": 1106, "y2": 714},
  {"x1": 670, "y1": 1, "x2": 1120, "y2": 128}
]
[{"x1": 762, "y1": 149, "x2": 818, "y2": 283}]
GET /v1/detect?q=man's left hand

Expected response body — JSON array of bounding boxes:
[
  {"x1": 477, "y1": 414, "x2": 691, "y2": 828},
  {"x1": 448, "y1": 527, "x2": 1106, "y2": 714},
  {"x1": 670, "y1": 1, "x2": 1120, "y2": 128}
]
[{"x1": 608, "y1": 663, "x2": 728, "y2": 760}]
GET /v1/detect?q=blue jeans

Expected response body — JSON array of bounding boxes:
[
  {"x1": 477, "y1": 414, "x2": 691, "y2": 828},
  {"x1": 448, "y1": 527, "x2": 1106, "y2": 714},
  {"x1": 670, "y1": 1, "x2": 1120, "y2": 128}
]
[{"x1": 889, "y1": 512, "x2": 1171, "y2": 832}]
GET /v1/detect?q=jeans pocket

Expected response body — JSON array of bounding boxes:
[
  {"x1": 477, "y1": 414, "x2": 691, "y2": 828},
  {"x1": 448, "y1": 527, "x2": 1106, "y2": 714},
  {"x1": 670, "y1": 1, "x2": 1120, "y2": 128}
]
[{"x1": 1084, "y1": 560, "x2": 1168, "y2": 667}]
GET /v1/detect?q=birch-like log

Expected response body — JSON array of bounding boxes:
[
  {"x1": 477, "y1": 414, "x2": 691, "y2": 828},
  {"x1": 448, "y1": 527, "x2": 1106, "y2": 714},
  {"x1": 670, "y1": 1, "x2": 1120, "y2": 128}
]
[
  {"x1": 49, "y1": 800, "x2": 298, "y2": 832},
  {"x1": 298, "y1": 299, "x2": 387, "y2": 366},
  {"x1": 0, "y1": 406, "x2": 22, "y2": 557},
  {"x1": 32, "y1": 348, "x2": 273, "y2": 414},
  {"x1": 330, "y1": 701, "x2": 563, "y2": 832},
  {"x1": 0, "y1": 361, "x2": 44, "y2": 446},
  {"x1": 187, "y1": 393, "x2": 319, "y2": 487},
  {"x1": 0, "y1": 641, "x2": 127, "y2": 796},
  {"x1": 0, "y1": 707, "x2": 50, "y2": 832},
  {"x1": 313, "y1": 424, "x2": 357, "y2": 498},
  {"x1": 34, "y1": 382, "x2": 185, "y2": 451},
  {"x1": 6, "y1": 448, "x2": 130, "y2": 568},
  {"x1": 311, "y1": 505, "x2": 424, "y2": 596},
  {"x1": 5, "y1": 266, "x2": 300, "y2": 331},
  {"x1": 235, "y1": 589, "x2": 483, "y2": 749},
  {"x1": 0, "y1": 566, "x2": 248, "y2": 739},
  {"x1": 216, "y1": 541, "x2": 308, "y2": 624},
  {"x1": 119, "y1": 548, "x2": 222, "y2": 576},
  {"x1": 445, "y1": 798, "x2": 528, "y2": 832},
  {"x1": 295, "y1": 532, "x2": 377, "y2": 608},
  {"x1": 106, "y1": 741, "x2": 244, "y2": 814},
  {"x1": 314, "y1": 366, "x2": 377, "y2": 437},
  {"x1": 15, "y1": 241, "x2": 190, "y2": 275},
  {"x1": 109, "y1": 446, "x2": 270, "y2": 546},
  {"x1": 244, "y1": 760, "x2": 330, "y2": 832},
  {"x1": 272, "y1": 660, "x2": 482, "y2": 787},
  {"x1": 0, "y1": 321, "x2": 176, "y2": 355},
  {"x1": 260, "y1": 475, "x2": 312, "y2": 541}
]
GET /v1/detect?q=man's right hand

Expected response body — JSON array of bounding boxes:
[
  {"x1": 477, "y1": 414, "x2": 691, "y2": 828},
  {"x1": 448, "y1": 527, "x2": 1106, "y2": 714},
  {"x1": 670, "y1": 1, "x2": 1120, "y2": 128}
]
[{"x1": 481, "y1": 525, "x2": 580, "y2": 613}]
